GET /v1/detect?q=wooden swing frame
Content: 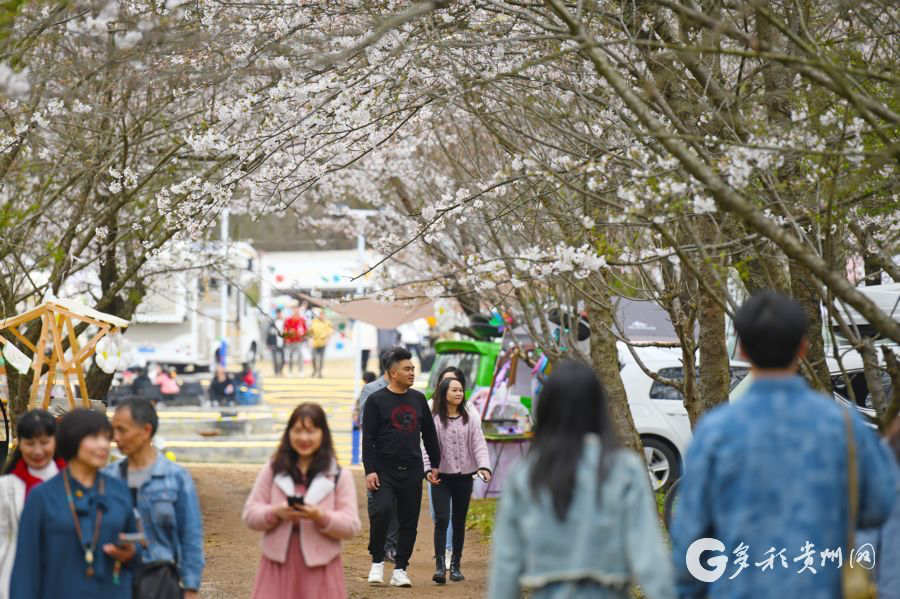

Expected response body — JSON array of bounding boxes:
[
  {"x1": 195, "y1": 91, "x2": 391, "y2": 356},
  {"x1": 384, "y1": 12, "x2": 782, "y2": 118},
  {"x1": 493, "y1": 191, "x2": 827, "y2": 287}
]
[{"x1": 0, "y1": 298, "x2": 129, "y2": 411}]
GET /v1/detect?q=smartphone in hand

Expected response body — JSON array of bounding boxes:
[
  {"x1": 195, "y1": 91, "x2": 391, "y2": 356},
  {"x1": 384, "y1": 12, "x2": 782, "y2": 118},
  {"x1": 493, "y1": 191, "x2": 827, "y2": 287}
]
[
  {"x1": 118, "y1": 531, "x2": 145, "y2": 546},
  {"x1": 287, "y1": 496, "x2": 305, "y2": 509}
]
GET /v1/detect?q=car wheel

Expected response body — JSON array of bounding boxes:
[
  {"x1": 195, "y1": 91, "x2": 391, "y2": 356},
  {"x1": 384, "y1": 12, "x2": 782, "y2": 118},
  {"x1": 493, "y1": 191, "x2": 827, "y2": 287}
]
[
  {"x1": 642, "y1": 437, "x2": 680, "y2": 491},
  {"x1": 663, "y1": 477, "x2": 682, "y2": 531}
]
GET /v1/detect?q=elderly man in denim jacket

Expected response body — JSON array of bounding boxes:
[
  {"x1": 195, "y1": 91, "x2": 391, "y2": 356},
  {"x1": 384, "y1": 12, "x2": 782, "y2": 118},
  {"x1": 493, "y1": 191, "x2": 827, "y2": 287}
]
[
  {"x1": 106, "y1": 398, "x2": 205, "y2": 597},
  {"x1": 671, "y1": 292, "x2": 897, "y2": 599}
]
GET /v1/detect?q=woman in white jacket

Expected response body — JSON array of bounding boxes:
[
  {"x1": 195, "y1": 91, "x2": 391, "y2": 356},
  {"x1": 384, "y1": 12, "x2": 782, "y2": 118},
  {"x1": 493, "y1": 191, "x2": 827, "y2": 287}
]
[{"x1": 0, "y1": 410, "x2": 62, "y2": 599}]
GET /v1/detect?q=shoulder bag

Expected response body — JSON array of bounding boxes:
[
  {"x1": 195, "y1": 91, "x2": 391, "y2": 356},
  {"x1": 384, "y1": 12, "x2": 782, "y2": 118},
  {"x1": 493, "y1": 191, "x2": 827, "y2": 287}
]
[{"x1": 841, "y1": 407, "x2": 877, "y2": 599}]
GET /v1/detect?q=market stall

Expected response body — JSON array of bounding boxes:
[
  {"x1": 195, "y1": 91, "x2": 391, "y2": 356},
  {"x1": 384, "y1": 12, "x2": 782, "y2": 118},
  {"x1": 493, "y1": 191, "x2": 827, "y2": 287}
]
[{"x1": 470, "y1": 325, "x2": 551, "y2": 499}]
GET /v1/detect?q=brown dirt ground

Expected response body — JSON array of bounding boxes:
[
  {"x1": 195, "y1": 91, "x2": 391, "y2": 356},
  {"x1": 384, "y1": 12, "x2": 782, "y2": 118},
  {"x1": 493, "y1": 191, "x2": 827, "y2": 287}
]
[{"x1": 190, "y1": 464, "x2": 490, "y2": 598}]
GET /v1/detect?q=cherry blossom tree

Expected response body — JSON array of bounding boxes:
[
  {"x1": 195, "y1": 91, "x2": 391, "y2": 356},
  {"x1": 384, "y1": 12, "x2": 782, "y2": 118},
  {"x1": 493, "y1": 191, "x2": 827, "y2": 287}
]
[{"x1": 2, "y1": 0, "x2": 896, "y2": 434}]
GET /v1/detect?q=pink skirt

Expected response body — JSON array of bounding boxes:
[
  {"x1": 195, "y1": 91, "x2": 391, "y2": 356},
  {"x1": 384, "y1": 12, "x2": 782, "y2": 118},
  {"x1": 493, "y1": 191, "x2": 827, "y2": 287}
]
[{"x1": 251, "y1": 530, "x2": 347, "y2": 599}]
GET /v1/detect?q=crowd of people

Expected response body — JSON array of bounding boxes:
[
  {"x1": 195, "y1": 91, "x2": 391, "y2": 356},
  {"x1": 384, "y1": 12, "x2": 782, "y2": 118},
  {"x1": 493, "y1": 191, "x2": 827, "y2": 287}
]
[
  {"x1": 0, "y1": 291, "x2": 898, "y2": 599},
  {"x1": 0, "y1": 400, "x2": 205, "y2": 599},
  {"x1": 266, "y1": 304, "x2": 337, "y2": 378},
  {"x1": 265, "y1": 303, "x2": 434, "y2": 380}
]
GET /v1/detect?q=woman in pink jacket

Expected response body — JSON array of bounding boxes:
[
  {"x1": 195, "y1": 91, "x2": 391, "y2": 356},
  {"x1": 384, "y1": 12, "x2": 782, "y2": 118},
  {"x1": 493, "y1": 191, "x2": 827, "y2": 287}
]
[
  {"x1": 424, "y1": 377, "x2": 491, "y2": 585},
  {"x1": 243, "y1": 403, "x2": 360, "y2": 599}
]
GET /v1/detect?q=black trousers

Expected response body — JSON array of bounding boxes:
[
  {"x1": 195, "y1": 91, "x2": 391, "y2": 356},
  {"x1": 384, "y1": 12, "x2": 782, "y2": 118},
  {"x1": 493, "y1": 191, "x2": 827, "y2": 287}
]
[
  {"x1": 271, "y1": 346, "x2": 284, "y2": 375},
  {"x1": 368, "y1": 466, "x2": 423, "y2": 570},
  {"x1": 431, "y1": 474, "x2": 473, "y2": 559},
  {"x1": 366, "y1": 489, "x2": 399, "y2": 553}
]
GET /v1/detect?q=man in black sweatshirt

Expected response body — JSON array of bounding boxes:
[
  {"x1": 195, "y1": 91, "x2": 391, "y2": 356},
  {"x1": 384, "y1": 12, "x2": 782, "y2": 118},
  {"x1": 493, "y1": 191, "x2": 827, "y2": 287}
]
[{"x1": 363, "y1": 346, "x2": 441, "y2": 588}]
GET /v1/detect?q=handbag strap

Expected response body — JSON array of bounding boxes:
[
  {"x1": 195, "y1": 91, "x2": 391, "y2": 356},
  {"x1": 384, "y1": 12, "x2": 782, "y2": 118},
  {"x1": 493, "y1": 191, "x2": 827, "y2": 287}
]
[{"x1": 842, "y1": 407, "x2": 858, "y2": 552}]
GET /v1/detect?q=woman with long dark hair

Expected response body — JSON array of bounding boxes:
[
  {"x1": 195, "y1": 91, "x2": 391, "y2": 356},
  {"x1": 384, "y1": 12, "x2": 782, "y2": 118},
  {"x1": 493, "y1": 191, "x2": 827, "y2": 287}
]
[
  {"x1": 0, "y1": 410, "x2": 65, "y2": 599},
  {"x1": 11, "y1": 409, "x2": 138, "y2": 599},
  {"x1": 425, "y1": 376, "x2": 490, "y2": 585},
  {"x1": 488, "y1": 360, "x2": 674, "y2": 599},
  {"x1": 428, "y1": 366, "x2": 468, "y2": 568},
  {"x1": 243, "y1": 403, "x2": 360, "y2": 599}
]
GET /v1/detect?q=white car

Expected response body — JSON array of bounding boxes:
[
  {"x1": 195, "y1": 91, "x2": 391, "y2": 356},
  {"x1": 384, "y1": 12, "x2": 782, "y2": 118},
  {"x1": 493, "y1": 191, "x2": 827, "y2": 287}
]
[
  {"x1": 629, "y1": 342, "x2": 893, "y2": 490},
  {"x1": 620, "y1": 345, "x2": 751, "y2": 491}
]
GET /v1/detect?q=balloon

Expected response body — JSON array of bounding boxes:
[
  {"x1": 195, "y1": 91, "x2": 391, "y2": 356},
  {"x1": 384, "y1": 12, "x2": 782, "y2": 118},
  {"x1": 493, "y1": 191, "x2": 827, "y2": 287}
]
[
  {"x1": 95, "y1": 352, "x2": 116, "y2": 374},
  {"x1": 95, "y1": 334, "x2": 130, "y2": 373},
  {"x1": 96, "y1": 336, "x2": 112, "y2": 354}
]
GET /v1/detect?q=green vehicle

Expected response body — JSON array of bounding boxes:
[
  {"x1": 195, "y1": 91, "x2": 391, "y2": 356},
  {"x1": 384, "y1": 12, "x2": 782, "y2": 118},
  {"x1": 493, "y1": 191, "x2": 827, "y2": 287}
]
[{"x1": 425, "y1": 339, "x2": 501, "y2": 398}]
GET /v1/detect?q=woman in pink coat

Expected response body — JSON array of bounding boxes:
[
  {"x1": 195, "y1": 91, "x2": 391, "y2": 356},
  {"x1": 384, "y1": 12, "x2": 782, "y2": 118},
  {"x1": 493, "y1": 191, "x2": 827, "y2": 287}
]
[{"x1": 243, "y1": 403, "x2": 361, "y2": 599}]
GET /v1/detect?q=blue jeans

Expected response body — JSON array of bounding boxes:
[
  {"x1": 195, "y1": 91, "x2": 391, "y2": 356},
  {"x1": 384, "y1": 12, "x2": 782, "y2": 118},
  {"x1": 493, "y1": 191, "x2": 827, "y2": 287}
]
[{"x1": 428, "y1": 483, "x2": 452, "y2": 551}]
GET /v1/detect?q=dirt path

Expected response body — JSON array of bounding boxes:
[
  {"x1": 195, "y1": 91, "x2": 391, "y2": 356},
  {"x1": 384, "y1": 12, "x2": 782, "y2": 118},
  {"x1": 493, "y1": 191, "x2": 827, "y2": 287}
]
[{"x1": 191, "y1": 464, "x2": 490, "y2": 598}]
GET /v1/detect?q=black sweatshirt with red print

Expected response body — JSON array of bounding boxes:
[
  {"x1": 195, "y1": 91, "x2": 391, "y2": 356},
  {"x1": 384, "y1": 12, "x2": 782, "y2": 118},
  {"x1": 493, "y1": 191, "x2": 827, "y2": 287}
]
[{"x1": 362, "y1": 386, "x2": 441, "y2": 475}]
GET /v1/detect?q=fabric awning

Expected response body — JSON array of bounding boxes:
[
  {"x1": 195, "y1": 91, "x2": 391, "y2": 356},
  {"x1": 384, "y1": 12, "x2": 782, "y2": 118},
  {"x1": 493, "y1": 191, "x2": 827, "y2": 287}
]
[{"x1": 298, "y1": 293, "x2": 433, "y2": 329}]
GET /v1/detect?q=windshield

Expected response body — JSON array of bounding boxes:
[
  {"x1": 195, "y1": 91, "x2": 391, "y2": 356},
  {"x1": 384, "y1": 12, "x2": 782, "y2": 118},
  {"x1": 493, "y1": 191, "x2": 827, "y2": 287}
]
[{"x1": 831, "y1": 370, "x2": 891, "y2": 411}]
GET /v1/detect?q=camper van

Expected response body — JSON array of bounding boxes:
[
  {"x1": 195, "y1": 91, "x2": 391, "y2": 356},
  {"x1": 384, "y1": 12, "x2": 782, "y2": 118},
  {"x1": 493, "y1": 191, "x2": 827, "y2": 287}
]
[{"x1": 124, "y1": 243, "x2": 262, "y2": 371}]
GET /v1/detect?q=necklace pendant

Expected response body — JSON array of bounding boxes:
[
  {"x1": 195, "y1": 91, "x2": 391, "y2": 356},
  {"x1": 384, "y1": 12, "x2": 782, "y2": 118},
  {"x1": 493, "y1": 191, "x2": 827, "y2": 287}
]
[{"x1": 85, "y1": 548, "x2": 94, "y2": 564}]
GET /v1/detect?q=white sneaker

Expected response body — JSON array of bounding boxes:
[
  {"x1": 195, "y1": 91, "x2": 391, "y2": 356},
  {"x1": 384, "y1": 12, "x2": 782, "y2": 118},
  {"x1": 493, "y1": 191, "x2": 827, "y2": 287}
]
[
  {"x1": 445, "y1": 549, "x2": 452, "y2": 569},
  {"x1": 368, "y1": 562, "x2": 384, "y2": 584},
  {"x1": 390, "y1": 568, "x2": 412, "y2": 587}
]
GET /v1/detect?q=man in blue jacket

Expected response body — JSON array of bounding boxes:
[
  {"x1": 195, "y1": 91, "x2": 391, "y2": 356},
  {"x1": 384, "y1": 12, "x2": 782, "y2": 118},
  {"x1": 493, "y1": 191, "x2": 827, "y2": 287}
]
[
  {"x1": 671, "y1": 291, "x2": 897, "y2": 598},
  {"x1": 107, "y1": 398, "x2": 205, "y2": 597}
]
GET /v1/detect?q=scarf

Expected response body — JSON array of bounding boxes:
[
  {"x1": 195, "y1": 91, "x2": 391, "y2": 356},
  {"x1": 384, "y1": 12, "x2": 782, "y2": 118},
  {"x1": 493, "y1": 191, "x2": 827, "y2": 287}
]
[{"x1": 12, "y1": 457, "x2": 66, "y2": 498}]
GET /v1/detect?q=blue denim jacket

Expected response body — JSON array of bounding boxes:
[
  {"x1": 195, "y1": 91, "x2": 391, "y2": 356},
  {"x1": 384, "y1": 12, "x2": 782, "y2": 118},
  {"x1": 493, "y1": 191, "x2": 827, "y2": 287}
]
[
  {"x1": 671, "y1": 377, "x2": 897, "y2": 599},
  {"x1": 858, "y1": 460, "x2": 900, "y2": 599},
  {"x1": 489, "y1": 436, "x2": 675, "y2": 599},
  {"x1": 104, "y1": 453, "x2": 205, "y2": 591}
]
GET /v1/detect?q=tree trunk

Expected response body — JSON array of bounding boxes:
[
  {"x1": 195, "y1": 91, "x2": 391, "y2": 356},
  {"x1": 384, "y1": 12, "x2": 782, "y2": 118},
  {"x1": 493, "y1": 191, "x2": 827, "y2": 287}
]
[
  {"x1": 587, "y1": 294, "x2": 642, "y2": 452},
  {"x1": 6, "y1": 358, "x2": 28, "y2": 428},
  {"x1": 736, "y1": 242, "x2": 789, "y2": 296},
  {"x1": 696, "y1": 219, "x2": 732, "y2": 413},
  {"x1": 83, "y1": 211, "x2": 146, "y2": 403},
  {"x1": 7, "y1": 318, "x2": 44, "y2": 423},
  {"x1": 671, "y1": 291, "x2": 702, "y2": 428},
  {"x1": 697, "y1": 289, "x2": 730, "y2": 408},
  {"x1": 789, "y1": 262, "x2": 831, "y2": 392},
  {"x1": 880, "y1": 347, "x2": 900, "y2": 429}
]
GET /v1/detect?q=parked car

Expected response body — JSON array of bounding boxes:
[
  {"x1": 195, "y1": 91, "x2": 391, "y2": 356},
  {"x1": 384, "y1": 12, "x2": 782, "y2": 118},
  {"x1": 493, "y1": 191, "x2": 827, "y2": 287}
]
[{"x1": 619, "y1": 344, "x2": 752, "y2": 491}]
